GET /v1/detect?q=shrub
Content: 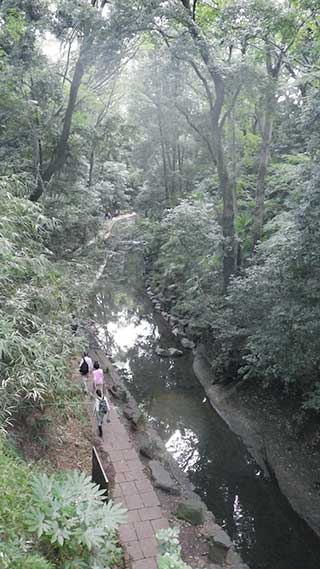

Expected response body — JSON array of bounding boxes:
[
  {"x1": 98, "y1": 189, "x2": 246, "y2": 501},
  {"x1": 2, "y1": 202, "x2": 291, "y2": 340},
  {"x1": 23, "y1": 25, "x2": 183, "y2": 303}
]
[
  {"x1": 0, "y1": 175, "x2": 86, "y2": 430},
  {"x1": 0, "y1": 439, "x2": 128, "y2": 569},
  {"x1": 142, "y1": 195, "x2": 222, "y2": 333},
  {"x1": 0, "y1": 438, "x2": 52, "y2": 568},
  {"x1": 209, "y1": 177, "x2": 320, "y2": 411},
  {"x1": 26, "y1": 470, "x2": 127, "y2": 569},
  {"x1": 156, "y1": 528, "x2": 195, "y2": 569}
]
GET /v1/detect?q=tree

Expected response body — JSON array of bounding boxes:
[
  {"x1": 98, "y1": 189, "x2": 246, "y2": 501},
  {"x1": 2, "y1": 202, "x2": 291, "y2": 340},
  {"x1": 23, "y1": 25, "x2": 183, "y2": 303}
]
[
  {"x1": 153, "y1": 0, "x2": 246, "y2": 288},
  {"x1": 29, "y1": 0, "x2": 133, "y2": 201}
]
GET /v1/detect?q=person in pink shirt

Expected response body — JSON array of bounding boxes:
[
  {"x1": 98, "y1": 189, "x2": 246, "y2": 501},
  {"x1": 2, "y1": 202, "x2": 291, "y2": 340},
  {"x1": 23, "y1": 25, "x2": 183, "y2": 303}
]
[{"x1": 92, "y1": 361, "x2": 104, "y2": 395}]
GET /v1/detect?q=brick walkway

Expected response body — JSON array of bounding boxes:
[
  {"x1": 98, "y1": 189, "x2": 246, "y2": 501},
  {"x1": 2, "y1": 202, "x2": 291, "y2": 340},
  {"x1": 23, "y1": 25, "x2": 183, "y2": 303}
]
[{"x1": 98, "y1": 403, "x2": 169, "y2": 568}]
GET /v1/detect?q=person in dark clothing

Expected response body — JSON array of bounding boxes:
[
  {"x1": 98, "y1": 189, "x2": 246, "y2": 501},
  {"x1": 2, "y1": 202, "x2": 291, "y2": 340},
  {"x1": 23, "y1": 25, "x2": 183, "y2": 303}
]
[{"x1": 71, "y1": 315, "x2": 78, "y2": 335}]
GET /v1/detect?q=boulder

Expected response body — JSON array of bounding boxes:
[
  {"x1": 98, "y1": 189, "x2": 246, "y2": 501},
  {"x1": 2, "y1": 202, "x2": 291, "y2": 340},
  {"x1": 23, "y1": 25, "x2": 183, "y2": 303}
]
[
  {"x1": 149, "y1": 460, "x2": 180, "y2": 495},
  {"x1": 155, "y1": 346, "x2": 183, "y2": 357},
  {"x1": 155, "y1": 347, "x2": 168, "y2": 357},
  {"x1": 176, "y1": 500, "x2": 205, "y2": 525},
  {"x1": 181, "y1": 338, "x2": 196, "y2": 350},
  {"x1": 161, "y1": 311, "x2": 170, "y2": 321},
  {"x1": 172, "y1": 327, "x2": 186, "y2": 338},
  {"x1": 208, "y1": 529, "x2": 232, "y2": 564},
  {"x1": 108, "y1": 384, "x2": 127, "y2": 402},
  {"x1": 167, "y1": 347, "x2": 183, "y2": 357},
  {"x1": 139, "y1": 438, "x2": 163, "y2": 460},
  {"x1": 123, "y1": 404, "x2": 144, "y2": 429}
]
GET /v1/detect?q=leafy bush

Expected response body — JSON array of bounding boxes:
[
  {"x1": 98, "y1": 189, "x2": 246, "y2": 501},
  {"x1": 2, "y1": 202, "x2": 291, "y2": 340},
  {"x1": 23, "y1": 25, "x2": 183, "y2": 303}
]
[
  {"x1": 0, "y1": 437, "x2": 52, "y2": 569},
  {"x1": 142, "y1": 195, "x2": 222, "y2": 334},
  {"x1": 142, "y1": 166, "x2": 320, "y2": 414},
  {"x1": 156, "y1": 528, "x2": 195, "y2": 569},
  {"x1": 26, "y1": 470, "x2": 127, "y2": 569},
  {"x1": 0, "y1": 439, "x2": 31, "y2": 545},
  {"x1": 0, "y1": 175, "x2": 87, "y2": 429},
  {"x1": 0, "y1": 441, "x2": 127, "y2": 569},
  {"x1": 209, "y1": 173, "x2": 320, "y2": 410},
  {"x1": 0, "y1": 546, "x2": 54, "y2": 569}
]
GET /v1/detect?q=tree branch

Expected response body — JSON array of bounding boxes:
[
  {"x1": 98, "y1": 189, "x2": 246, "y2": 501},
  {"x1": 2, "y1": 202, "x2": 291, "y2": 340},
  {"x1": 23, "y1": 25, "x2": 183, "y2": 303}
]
[
  {"x1": 176, "y1": 103, "x2": 216, "y2": 164},
  {"x1": 220, "y1": 84, "x2": 242, "y2": 129}
]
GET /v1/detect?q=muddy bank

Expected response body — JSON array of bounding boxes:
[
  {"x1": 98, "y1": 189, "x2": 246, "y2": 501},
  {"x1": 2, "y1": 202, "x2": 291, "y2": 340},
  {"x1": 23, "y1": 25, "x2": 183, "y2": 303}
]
[{"x1": 193, "y1": 346, "x2": 320, "y2": 539}]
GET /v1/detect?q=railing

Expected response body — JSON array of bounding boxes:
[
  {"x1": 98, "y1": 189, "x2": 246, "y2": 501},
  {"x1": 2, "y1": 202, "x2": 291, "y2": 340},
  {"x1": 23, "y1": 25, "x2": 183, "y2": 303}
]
[{"x1": 92, "y1": 446, "x2": 109, "y2": 501}]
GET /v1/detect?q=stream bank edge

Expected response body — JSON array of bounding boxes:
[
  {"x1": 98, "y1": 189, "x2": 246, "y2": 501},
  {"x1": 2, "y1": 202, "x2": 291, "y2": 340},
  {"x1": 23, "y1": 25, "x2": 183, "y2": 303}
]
[
  {"x1": 193, "y1": 346, "x2": 320, "y2": 540},
  {"x1": 88, "y1": 328, "x2": 249, "y2": 569}
]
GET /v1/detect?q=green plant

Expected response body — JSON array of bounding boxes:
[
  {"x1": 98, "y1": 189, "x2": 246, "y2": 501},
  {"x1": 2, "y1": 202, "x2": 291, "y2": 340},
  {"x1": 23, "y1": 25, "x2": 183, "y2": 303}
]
[
  {"x1": 0, "y1": 438, "x2": 52, "y2": 569},
  {"x1": 141, "y1": 196, "x2": 222, "y2": 333},
  {"x1": 0, "y1": 543, "x2": 53, "y2": 569},
  {"x1": 156, "y1": 528, "x2": 198, "y2": 569},
  {"x1": 0, "y1": 174, "x2": 88, "y2": 430},
  {"x1": 26, "y1": 470, "x2": 127, "y2": 569}
]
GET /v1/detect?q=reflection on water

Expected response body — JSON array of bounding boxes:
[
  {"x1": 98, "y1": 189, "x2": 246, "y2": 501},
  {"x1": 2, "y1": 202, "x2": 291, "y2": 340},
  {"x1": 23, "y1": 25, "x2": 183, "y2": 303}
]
[
  {"x1": 91, "y1": 259, "x2": 320, "y2": 569},
  {"x1": 166, "y1": 429, "x2": 200, "y2": 472},
  {"x1": 107, "y1": 310, "x2": 160, "y2": 351}
]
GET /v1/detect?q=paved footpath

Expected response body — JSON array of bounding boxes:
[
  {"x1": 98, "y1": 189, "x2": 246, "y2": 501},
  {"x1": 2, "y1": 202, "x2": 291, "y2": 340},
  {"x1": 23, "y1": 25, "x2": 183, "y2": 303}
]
[{"x1": 99, "y1": 403, "x2": 169, "y2": 569}]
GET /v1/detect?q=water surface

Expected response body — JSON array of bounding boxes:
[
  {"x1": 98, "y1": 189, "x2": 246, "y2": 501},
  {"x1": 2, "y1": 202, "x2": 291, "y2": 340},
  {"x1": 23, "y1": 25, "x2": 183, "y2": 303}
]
[{"x1": 91, "y1": 240, "x2": 320, "y2": 569}]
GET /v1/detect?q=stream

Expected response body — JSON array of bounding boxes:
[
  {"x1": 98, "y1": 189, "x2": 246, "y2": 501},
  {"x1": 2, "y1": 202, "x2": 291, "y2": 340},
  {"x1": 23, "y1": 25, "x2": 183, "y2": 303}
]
[{"x1": 91, "y1": 221, "x2": 320, "y2": 569}]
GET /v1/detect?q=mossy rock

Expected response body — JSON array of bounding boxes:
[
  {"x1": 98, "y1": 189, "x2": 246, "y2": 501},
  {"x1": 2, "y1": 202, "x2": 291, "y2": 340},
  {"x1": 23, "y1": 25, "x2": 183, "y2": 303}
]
[{"x1": 176, "y1": 500, "x2": 205, "y2": 525}]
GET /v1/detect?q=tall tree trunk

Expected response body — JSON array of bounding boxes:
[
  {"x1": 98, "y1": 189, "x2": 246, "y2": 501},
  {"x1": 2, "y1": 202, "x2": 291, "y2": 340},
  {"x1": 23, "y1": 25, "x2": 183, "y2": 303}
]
[
  {"x1": 157, "y1": 109, "x2": 171, "y2": 203},
  {"x1": 30, "y1": 49, "x2": 87, "y2": 202},
  {"x1": 209, "y1": 73, "x2": 237, "y2": 290},
  {"x1": 252, "y1": 87, "x2": 274, "y2": 248},
  {"x1": 230, "y1": 107, "x2": 237, "y2": 219},
  {"x1": 214, "y1": 127, "x2": 236, "y2": 290},
  {"x1": 88, "y1": 147, "x2": 95, "y2": 188},
  {"x1": 179, "y1": 0, "x2": 237, "y2": 289},
  {"x1": 252, "y1": 43, "x2": 282, "y2": 249}
]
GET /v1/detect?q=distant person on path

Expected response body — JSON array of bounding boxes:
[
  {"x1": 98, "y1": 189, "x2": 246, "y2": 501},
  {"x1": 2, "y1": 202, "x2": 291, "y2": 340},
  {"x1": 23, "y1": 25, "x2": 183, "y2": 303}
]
[
  {"x1": 94, "y1": 388, "x2": 110, "y2": 437},
  {"x1": 92, "y1": 360, "x2": 104, "y2": 395},
  {"x1": 79, "y1": 352, "x2": 93, "y2": 393},
  {"x1": 71, "y1": 314, "x2": 78, "y2": 335}
]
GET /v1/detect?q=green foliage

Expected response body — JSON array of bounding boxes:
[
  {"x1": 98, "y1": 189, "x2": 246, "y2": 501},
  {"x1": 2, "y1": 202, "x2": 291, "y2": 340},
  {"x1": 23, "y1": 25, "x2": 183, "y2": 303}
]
[
  {"x1": 0, "y1": 174, "x2": 84, "y2": 429},
  {"x1": 26, "y1": 470, "x2": 126, "y2": 568},
  {"x1": 0, "y1": 546, "x2": 54, "y2": 569},
  {"x1": 0, "y1": 438, "x2": 52, "y2": 568},
  {"x1": 208, "y1": 172, "x2": 320, "y2": 411},
  {"x1": 142, "y1": 195, "x2": 222, "y2": 333},
  {"x1": 156, "y1": 528, "x2": 196, "y2": 569},
  {"x1": 94, "y1": 161, "x2": 135, "y2": 211},
  {"x1": 0, "y1": 439, "x2": 31, "y2": 543},
  {"x1": 0, "y1": 439, "x2": 126, "y2": 569}
]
